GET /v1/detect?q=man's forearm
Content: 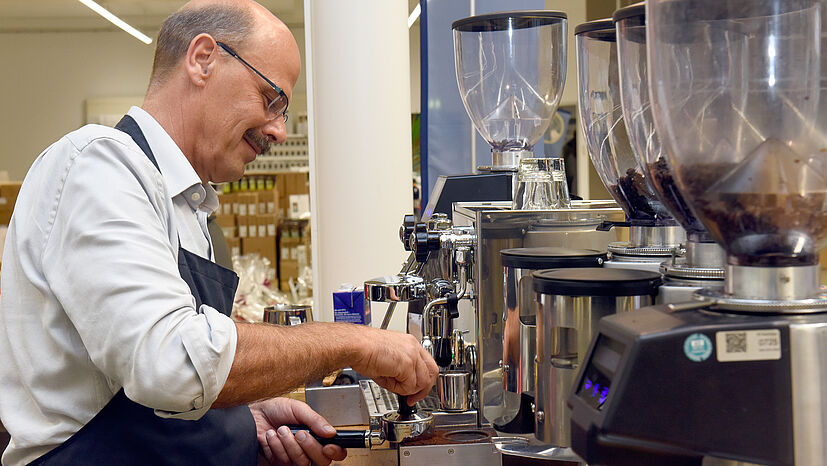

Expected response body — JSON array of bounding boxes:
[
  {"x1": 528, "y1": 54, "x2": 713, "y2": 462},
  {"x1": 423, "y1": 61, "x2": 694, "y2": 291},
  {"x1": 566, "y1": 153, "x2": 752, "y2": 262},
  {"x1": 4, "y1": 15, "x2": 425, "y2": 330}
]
[{"x1": 213, "y1": 321, "x2": 360, "y2": 407}]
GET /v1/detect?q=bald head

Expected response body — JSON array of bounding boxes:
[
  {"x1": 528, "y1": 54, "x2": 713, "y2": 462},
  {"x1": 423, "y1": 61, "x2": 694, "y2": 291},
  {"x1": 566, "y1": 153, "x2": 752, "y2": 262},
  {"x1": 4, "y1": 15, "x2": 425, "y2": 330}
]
[{"x1": 149, "y1": 0, "x2": 291, "y2": 87}]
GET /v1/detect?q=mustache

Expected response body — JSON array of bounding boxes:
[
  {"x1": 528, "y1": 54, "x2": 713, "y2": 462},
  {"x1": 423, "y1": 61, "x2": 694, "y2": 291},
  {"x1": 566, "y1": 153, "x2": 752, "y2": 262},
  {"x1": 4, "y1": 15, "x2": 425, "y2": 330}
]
[{"x1": 244, "y1": 129, "x2": 271, "y2": 155}]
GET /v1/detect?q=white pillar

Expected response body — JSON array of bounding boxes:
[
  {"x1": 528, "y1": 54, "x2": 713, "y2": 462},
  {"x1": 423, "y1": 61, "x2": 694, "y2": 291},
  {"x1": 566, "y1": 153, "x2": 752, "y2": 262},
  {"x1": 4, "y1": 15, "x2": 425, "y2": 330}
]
[{"x1": 304, "y1": 0, "x2": 412, "y2": 330}]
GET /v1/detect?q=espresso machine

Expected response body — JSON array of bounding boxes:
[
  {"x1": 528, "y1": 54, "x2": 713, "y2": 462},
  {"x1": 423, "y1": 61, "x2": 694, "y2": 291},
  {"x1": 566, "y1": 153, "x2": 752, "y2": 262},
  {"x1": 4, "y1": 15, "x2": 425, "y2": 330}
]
[
  {"x1": 576, "y1": 20, "x2": 685, "y2": 273},
  {"x1": 570, "y1": 1, "x2": 827, "y2": 464},
  {"x1": 613, "y1": 3, "x2": 726, "y2": 304},
  {"x1": 362, "y1": 10, "x2": 627, "y2": 464}
]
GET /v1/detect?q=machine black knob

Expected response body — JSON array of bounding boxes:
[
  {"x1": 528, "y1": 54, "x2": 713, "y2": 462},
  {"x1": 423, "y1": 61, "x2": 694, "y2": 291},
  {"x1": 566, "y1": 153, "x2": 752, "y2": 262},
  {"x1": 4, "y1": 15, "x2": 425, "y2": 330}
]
[
  {"x1": 413, "y1": 230, "x2": 441, "y2": 263},
  {"x1": 434, "y1": 338, "x2": 453, "y2": 368},
  {"x1": 399, "y1": 214, "x2": 417, "y2": 251}
]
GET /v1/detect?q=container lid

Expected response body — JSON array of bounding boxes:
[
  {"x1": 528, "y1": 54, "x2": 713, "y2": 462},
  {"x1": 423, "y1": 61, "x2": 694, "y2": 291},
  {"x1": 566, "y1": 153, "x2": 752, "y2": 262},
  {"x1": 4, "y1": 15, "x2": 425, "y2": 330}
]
[
  {"x1": 532, "y1": 268, "x2": 662, "y2": 296},
  {"x1": 452, "y1": 10, "x2": 566, "y2": 32},
  {"x1": 612, "y1": 2, "x2": 644, "y2": 23},
  {"x1": 500, "y1": 247, "x2": 607, "y2": 269},
  {"x1": 574, "y1": 19, "x2": 615, "y2": 39}
]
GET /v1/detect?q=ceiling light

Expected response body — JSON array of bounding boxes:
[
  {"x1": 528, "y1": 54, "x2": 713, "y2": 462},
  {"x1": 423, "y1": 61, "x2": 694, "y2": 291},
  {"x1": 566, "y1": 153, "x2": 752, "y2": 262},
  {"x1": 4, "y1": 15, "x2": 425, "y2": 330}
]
[{"x1": 77, "y1": 0, "x2": 152, "y2": 44}]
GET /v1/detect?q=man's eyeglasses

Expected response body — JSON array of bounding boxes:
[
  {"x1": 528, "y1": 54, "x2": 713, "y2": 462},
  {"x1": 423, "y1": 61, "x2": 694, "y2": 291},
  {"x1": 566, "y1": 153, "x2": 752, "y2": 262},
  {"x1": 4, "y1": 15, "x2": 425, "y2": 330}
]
[{"x1": 216, "y1": 41, "x2": 289, "y2": 123}]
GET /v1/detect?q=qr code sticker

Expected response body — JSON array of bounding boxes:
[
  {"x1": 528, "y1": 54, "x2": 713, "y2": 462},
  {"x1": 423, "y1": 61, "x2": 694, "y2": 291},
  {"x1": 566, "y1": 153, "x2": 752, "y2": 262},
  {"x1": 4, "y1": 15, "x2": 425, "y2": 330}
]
[{"x1": 726, "y1": 332, "x2": 747, "y2": 353}]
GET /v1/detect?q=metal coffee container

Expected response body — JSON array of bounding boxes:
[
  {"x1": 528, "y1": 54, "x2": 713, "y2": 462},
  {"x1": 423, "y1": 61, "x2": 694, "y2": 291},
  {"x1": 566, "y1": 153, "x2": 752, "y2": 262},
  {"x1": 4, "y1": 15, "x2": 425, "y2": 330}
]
[
  {"x1": 532, "y1": 268, "x2": 661, "y2": 446},
  {"x1": 263, "y1": 304, "x2": 313, "y2": 326},
  {"x1": 498, "y1": 247, "x2": 607, "y2": 433},
  {"x1": 437, "y1": 370, "x2": 471, "y2": 412}
]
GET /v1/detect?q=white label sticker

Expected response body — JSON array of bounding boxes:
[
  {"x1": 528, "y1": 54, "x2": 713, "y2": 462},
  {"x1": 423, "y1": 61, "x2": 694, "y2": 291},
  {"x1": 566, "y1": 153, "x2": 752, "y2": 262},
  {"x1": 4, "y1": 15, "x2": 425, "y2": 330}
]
[{"x1": 716, "y1": 329, "x2": 781, "y2": 362}]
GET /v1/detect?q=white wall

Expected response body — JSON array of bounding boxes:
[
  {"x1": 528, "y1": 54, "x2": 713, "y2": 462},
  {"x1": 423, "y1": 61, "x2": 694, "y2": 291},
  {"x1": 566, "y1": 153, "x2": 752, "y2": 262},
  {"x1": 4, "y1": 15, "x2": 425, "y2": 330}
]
[
  {"x1": 305, "y1": 0, "x2": 413, "y2": 327},
  {"x1": 0, "y1": 26, "x2": 307, "y2": 181}
]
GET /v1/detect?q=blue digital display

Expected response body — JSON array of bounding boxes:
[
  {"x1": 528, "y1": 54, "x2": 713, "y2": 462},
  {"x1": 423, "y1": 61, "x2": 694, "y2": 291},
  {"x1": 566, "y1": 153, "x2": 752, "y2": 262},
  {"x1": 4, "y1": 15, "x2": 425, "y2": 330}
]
[{"x1": 578, "y1": 367, "x2": 611, "y2": 410}]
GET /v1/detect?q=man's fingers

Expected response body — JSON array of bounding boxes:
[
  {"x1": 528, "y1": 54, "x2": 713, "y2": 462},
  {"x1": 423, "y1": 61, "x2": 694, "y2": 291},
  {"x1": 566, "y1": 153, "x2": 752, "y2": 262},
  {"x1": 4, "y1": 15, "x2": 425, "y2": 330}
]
[
  {"x1": 290, "y1": 401, "x2": 337, "y2": 438},
  {"x1": 322, "y1": 444, "x2": 348, "y2": 462},
  {"x1": 294, "y1": 429, "x2": 335, "y2": 466},
  {"x1": 414, "y1": 354, "x2": 430, "y2": 392},
  {"x1": 277, "y1": 426, "x2": 311, "y2": 466},
  {"x1": 266, "y1": 429, "x2": 291, "y2": 465},
  {"x1": 258, "y1": 429, "x2": 276, "y2": 464},
  {"x1": 408, "y1": 385, "x2": 432, "y2": 405}
]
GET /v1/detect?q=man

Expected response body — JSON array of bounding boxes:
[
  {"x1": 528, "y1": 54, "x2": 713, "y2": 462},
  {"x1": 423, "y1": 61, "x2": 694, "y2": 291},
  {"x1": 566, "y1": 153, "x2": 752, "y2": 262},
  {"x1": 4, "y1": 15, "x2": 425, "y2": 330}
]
[{"x1": 0, "y1": 0, "x2": 438, "y2": 465}]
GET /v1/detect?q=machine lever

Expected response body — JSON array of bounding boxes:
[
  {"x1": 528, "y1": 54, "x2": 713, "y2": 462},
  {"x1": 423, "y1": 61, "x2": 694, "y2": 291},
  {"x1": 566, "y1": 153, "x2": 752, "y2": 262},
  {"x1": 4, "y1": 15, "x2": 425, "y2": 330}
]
[
  {"x1": 446, "y1": 293, "x2": 459, "y2": 319},
  {"x1": 434, "y1": 337, "x2": 454, "y2": 367}
]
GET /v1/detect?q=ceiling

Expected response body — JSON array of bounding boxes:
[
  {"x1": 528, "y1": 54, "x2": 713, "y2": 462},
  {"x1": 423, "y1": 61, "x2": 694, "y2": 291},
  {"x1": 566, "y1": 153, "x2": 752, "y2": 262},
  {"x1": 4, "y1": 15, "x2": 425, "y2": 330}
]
[
  {"x1": 0, "y1": 0, "x2": 306, "y2": 32},
  {"x1": 0, "y1": 0, "x2": 421, "y2": 33}
]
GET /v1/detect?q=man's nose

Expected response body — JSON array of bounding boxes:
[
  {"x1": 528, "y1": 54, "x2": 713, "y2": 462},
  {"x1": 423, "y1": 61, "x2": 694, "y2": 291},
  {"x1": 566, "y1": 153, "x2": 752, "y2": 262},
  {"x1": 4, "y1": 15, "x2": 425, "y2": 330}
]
[{"x1": 262, "y1": 117, "x2": 287, "y2": 145}]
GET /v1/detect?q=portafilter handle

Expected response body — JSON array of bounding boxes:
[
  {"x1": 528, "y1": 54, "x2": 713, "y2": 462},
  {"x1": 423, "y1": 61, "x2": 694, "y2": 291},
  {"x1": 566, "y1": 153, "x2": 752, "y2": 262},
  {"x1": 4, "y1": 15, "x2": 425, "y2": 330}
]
[{"x1": 286, "y1": 426, "x2": 372, "y2": 449}]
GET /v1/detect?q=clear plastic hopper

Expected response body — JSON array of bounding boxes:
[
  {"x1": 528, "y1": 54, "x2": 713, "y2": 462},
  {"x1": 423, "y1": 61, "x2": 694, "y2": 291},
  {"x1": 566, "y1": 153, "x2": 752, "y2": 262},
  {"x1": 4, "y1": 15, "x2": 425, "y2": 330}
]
[
  {"x1": 648, "y1": 1, "x2": 827, "y2": 268},
  {"x1": 576, "y1": 21, "x2": 675, "y2": 225},
  {"x1": 453, "y1": 11, "x2": 567, "y2": 170},
  {"x1": 615, "y1": 5, "x2": 712, "y2": 243}
]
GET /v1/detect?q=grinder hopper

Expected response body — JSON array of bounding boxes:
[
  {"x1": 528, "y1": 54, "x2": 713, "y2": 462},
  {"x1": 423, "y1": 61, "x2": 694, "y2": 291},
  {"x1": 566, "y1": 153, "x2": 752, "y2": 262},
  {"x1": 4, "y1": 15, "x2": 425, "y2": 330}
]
[{"x1": 453, "y1": 11, "x2": 567, "y2": 171}]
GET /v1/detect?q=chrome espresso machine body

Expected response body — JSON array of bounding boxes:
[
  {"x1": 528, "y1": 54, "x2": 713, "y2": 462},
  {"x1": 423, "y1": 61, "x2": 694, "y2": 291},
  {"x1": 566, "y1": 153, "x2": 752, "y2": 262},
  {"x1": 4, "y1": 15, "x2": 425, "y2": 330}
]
[
  {"x1": 361, "y1": 10, "x2": 631, "y2": 463},
  {"x1": 570, "y1": 1, "x2": 827, "y2": 464}
]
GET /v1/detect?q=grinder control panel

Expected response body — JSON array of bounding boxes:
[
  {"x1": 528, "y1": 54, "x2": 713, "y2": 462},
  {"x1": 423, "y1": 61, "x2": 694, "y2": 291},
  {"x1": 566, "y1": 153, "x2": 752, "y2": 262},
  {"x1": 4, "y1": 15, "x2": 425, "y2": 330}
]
[{"x1": 568, "y1": 306, "x2": 795, "y2": 465}]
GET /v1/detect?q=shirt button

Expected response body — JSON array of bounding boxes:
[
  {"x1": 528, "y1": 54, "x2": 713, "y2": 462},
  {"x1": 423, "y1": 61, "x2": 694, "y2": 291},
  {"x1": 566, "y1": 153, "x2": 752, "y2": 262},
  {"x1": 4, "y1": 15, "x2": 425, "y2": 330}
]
[{"x1": 191, "y1": 192, "x2": 201, "y2": 202}]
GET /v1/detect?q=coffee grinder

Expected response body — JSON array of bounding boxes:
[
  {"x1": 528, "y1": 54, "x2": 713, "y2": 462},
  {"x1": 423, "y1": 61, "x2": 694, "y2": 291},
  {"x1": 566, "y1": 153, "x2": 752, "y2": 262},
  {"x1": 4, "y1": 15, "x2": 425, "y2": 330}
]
[
  {"x1": 569, "y1": 1, "x2": 827, "y2": 464},
  {"x1": 575, "y1": 20, "x2": 685, "y2": 274},
  {"x1": 613, "y1": 4, "x2": 726, "y2": 303}
]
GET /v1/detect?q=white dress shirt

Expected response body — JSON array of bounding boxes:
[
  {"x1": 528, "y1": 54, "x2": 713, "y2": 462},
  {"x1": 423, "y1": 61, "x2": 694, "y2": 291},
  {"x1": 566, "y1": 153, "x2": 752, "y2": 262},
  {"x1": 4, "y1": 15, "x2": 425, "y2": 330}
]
[{"x1": 0, "y1": 107, "x2": 238, "y2": 465}]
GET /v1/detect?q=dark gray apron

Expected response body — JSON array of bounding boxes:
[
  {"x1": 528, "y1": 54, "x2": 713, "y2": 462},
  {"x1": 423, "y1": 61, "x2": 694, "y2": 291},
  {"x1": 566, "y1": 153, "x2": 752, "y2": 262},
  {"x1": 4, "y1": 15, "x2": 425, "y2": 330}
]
[{"x1": 30, "y1": 115, "x2": 257, "y2": 465}]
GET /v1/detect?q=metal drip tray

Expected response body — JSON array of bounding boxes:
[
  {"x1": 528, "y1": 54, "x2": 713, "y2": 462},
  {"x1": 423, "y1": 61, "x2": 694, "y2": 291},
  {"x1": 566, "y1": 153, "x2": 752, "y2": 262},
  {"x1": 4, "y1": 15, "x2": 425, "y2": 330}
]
[{"x1": 695, "y1": 287, "x2": 827, "y2": 313}]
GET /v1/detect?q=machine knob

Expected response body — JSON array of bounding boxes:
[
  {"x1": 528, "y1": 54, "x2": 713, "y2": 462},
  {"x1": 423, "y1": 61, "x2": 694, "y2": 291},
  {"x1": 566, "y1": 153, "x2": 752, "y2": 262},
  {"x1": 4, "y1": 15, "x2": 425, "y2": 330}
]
[
  {"x1": 434, "y1": 338, "x2": 453, "y2": 368},
  {"x1": 399, "y1": 214, "x2": 417, "y2": 251},
  {"x1": 412, "y1": 230, "x2": 441, "y2": 263}
]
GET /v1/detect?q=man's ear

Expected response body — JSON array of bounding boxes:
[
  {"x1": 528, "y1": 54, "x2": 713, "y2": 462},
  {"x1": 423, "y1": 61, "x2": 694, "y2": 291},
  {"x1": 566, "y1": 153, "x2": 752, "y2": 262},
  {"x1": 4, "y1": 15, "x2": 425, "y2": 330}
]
[{"x1": 184, "y1": 33, "x2": 219, "y2": 87}]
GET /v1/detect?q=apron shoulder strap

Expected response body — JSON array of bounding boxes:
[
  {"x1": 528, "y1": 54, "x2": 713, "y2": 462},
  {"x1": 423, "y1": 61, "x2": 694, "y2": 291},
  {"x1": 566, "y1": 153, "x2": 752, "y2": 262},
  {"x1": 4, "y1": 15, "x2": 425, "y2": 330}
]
[{"x1": 114, "y1": 115, "x2": 161, "y2": 172}]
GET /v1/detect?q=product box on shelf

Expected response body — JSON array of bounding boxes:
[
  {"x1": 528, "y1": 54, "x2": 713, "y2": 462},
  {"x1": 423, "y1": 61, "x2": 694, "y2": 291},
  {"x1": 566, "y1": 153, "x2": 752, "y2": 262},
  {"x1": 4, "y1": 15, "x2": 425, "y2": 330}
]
[
  {"x1": 226, "y1": 237, "x2": 241, "y2": 257},
  {"x1": 241, "y1": 236, "x2": 277, "y2": 280},
  {"x1": 0, "y1": 182, "x2": 22, "y2": 226}
]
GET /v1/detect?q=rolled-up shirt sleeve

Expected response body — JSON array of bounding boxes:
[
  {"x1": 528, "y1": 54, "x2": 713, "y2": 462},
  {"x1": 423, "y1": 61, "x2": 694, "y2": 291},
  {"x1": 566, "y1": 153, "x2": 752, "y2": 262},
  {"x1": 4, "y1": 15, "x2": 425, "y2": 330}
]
[{"x1": 41, "y1": 136, "x2": 236, "y2": 418}]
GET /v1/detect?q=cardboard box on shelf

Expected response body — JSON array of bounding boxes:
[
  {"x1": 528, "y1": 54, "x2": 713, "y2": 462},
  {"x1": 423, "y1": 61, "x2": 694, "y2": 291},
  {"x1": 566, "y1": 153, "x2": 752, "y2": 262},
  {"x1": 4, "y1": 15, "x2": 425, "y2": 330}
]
[
  {"x1": 247, "y1": 215, "x2": 258, "y2": 238},
  {"x1": 214, "y1": 213, "x2": 235, "y2": 228},
  {"x1": 218, "y1": 193, "x2": 234, "y2": 216},
  {"x1": 226, "y1": 237, "x2": 241, "y2": 257},
  {"x1": 237, "y1": 193, "x2": 248, "y2": 216},
  {"x1": 0, "y1": 182, "x2": 22, "y2": 207},
  {"x1": 246, "y1": 192, "x2": 259, "y2": 217},
  {"x1": 0, "y1": 182, "x2": 22, "y2": 226},
  {"x1": 0, "y1": 208, "x2": 11, "y2": 226},
  {"x1": 260, "y1": 214, "x2": 278, "y2": 237},
  {"x1": 242, "y1": 236, "x2": 277, "y2": 280},
  {"x1": 288, "y1": 194, "x2": 310, "y2": 220}
]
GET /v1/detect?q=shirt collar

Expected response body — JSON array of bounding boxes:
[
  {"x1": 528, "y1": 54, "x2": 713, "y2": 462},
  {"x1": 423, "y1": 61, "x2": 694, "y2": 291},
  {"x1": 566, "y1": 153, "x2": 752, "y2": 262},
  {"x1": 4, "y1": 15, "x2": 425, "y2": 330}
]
[{"x1": 126, "y1": 106, "x2": 218, "y2": 213}]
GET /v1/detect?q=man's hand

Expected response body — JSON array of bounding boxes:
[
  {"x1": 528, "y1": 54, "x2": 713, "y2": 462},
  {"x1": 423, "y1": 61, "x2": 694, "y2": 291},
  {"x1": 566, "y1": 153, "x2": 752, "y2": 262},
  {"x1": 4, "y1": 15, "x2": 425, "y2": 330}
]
[
  {"x1": 349, "y1": 327, "x2": 439, "y2": 405},
  {"x1": 250, "y1": 397, "x2": 346, "y2": 466}
]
